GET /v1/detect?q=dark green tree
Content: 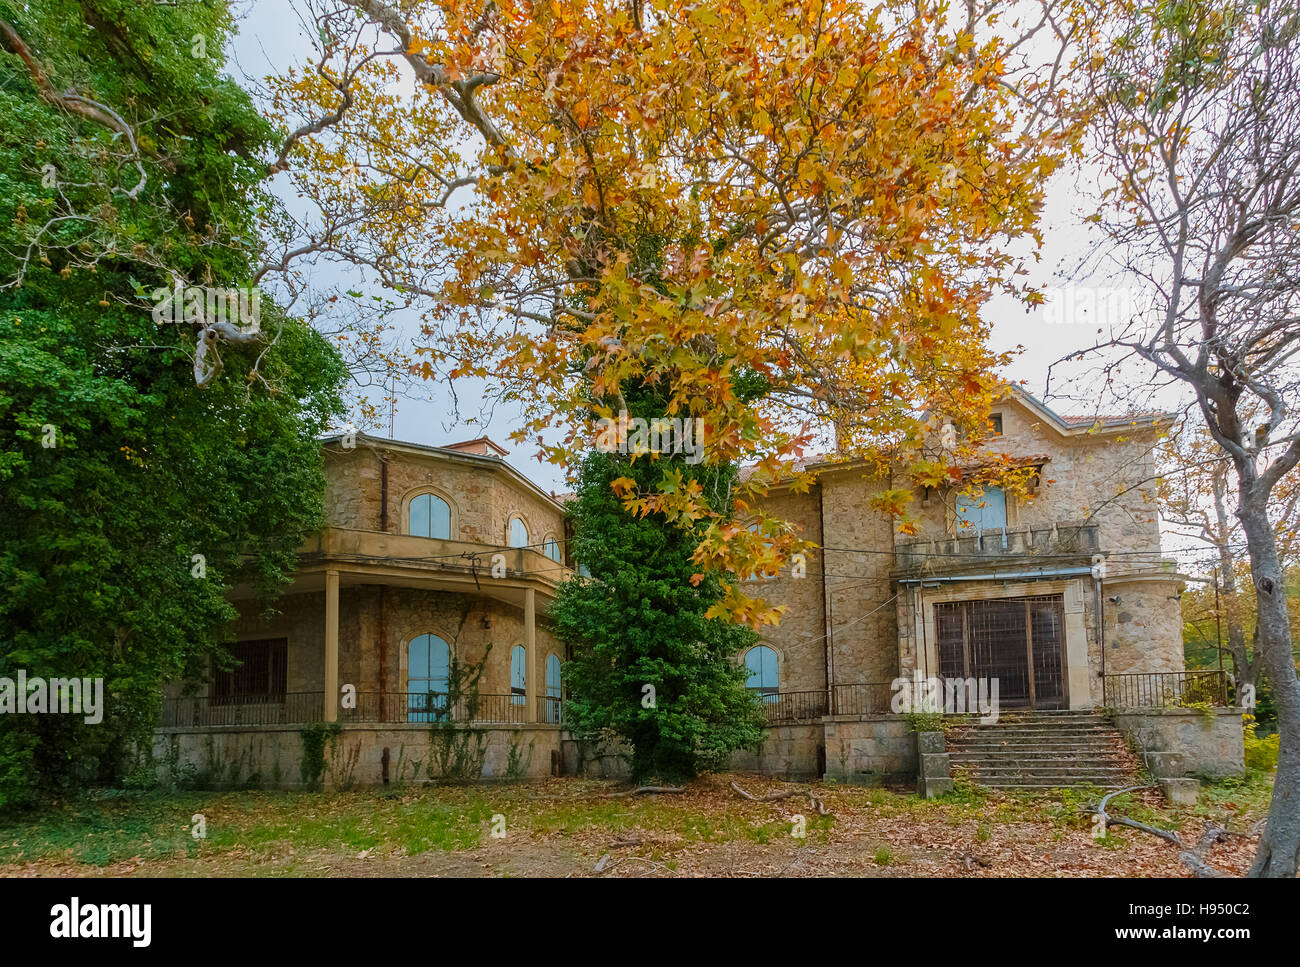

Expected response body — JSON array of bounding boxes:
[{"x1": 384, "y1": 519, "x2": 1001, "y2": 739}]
[
  {"x1": 553, "y1": 437, "x2": 767, "y2": 783},
  {"x1": 0, "y1": 0, "x2": 346, "y2": 807}
]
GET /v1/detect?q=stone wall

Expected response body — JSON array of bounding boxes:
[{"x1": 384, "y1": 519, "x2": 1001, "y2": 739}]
[
  {"x1": 1112, "y1": 708, "x2": 1246, "y2": 779},
  {"x1": 821, "y1": 716, "x2": 917, "y2": 784},
  {"x1": 903, "y1": 395, "x2": 1166, "y2": 559},
  {"x1": 729, "y1": 724, "x2": 824, "y2": 778},
  {"x1": 1102, "y1": 573, "x2": 1187, "y2": 677},
  {"x1": 323, "y1": 442, "x2": 566, "y2": 548},
  {"x1": 152, "y1": 723, "x2": 565, "y2": 789},
  {"x1": 747, "y1": 486, "x2": 827, "y2": 692}
]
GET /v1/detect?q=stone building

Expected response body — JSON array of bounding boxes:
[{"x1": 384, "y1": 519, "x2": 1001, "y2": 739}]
[
  {"x1": 154, "y1": 387, "x2": 1241, "y2": 789},
  {"x1": 156, "y1": 432, "x2": 579, "y2": 785},
  {"x1": 730, "y1": 387, "x2": 1241, "y2": 783},
  {"x1": 745, "y1": 386, "x2": 1185, "y2": 712}
]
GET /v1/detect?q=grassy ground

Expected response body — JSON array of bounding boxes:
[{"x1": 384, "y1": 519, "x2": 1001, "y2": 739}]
[{"x1": 0, "y1": 770, "x2": 1274, "y2": 877}]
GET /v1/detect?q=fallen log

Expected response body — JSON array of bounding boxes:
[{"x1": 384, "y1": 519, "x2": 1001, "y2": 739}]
[
  {"x1": 731, "y1": 780, "x2": 831, "y2": 816},
  {"x1": 601, "y1": 785, "x2": 686, "y2": 798},
  {"x1": 1094, "y1": 785, "x2": 1240, "y2": 878}
]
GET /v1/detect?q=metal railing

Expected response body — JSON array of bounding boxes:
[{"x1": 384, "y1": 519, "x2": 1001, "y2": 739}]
[
  {"x1": 1103, "y1": 670, "x2": 1229, "y2": 709},
  {"x1": 761, "y1": 682, "x2": 898, "y2": 724},
  {"x1": 830, "y1": 682, "x2": 897, "y2": 717},
  {"x1": 160, "y1": 692, "x2": 324, "y2": 727},
  {"x1": 761, "y1": 690, "x2": 828, "y2": 724}
]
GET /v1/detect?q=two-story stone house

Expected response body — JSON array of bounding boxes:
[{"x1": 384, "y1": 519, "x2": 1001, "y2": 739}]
[
  {"x1": 744, "y1": 386, "x2": 1185, "y2": 714},
  {"x1": 733, "y1": 386, "x2": 1239, "y2": 784},
  {"x1": 156, "y1": 432, "x2": 578, "y2": 783},
  {"x1": 155, "y1": 387, "x2": 1240, "y2": 788}
]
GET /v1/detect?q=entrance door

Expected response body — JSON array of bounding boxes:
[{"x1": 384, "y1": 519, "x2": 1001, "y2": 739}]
[{"x1": 934, "y1": 595, "x2": 1066, "y2": 709}]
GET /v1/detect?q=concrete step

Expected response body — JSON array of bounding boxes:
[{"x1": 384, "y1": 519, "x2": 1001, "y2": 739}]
[
  {"x1": 951, "y1": 727, "x2": 1112, "y2": 733},
  {"x1": 951, "y1": 753, "x2": 1133, "y2": 764},
  {"x1": 946, "y1": 711, "x2": 1139, "y2": 791},
  {"x1": 951, "y1": 742, "x2": 1128, "y2": 753},
  {"x1": 978, "y1": 782, "x2": 1132, "y2": 791},
  {"x1": 961, "y1": 764, "x2": 1133, "y2": 779}
]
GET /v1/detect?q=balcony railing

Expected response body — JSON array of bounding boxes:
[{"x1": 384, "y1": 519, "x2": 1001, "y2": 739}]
[
  {"x1": 159, "y1": 691, "x2": 564, "y2": 727},
  {"x1": 160, "y1": 692, "x2": 326, "y2": 727},
  {"x1": 1103, "y1": 670, "x2": 1229, "y2": 709},
  {"x1": 299, "y1": 528, "x2": 569, "y2": 587},
  {"x1": 894, "y1": 521, "x2": 1100, "y2": 572},
  {"x1": 761, "y1": 682, "x2": 897, "y2": 724}
]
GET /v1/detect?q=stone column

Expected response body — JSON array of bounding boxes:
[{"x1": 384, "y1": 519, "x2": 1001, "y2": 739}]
[
  {"x1": 324, "y1": 569, "x2": 339, "y2": 722},
  {"x1": 524, "y1": 587, "x2": 537, "y2": 723}
]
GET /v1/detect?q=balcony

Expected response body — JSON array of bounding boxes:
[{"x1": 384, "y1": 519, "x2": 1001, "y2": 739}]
[
  {"x1": 894, "y1": 521, "x2": 1100, "y2": 576},
  {"x1": 762, "y1": 683, "x2": 897, "y2": 724},
  {"x1": 299, "y1": 527, "x2": 568, "y2": 588}
]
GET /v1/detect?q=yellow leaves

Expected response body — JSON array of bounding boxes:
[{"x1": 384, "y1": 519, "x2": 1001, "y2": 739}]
[{"x1": 267, "y1": 0, "x2": 1067, "y2": 630}]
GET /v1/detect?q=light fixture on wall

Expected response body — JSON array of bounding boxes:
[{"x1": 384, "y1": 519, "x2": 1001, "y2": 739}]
[
  {"x1": 480, "y1": 615, "x2": 492, "y2": 629},
  {"x1": 1107, "y1": 595, "x2": 1122, "y2": 605}
]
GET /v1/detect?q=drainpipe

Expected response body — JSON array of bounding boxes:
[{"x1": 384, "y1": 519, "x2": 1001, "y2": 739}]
[
  {"x1": 380, "y1": 454, "x2": 389, "y2": 533},
  {"x1": 1092, "y1": 555, "x2": 1106, "y2": 703}
]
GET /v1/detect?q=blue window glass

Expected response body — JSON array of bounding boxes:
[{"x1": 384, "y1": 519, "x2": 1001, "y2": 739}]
[
  {"x1": 510, "y1": 645, "x2": 527, "y2": 705},
  {"x1": 409, "y1": 493, "x2": 451, "y2": 539},
  {"x1": 544, "y1": 654, "x2": 562, "y2": 723},
  {"x1": 956, "y1": 486, "x2": 1006, "y2": 532},
  {"x1": 745, "y1": 645, "x2": 778, "y2": 703},
  {"x1": 543, "y1": 537, "x2": 562, "y2": 562},
  {"x1": 407, "y1": 633, "x2": 450, "y2": 722},
  {"x1": 508, "y1": 517, "x2": 529, "y2": 548}
]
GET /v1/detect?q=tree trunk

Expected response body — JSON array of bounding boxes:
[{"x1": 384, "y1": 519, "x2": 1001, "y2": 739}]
[
  {"x1": 1213, "y1": 472, "x2": 1255, "y2": 690},
  {"x1": 1237, "y1": 491, "x2": 1300, "y2": 878}
]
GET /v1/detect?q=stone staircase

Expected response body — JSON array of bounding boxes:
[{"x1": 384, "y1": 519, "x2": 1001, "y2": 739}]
[{"x1": 946, "y1": 709, "x2": 1140, "y2": 791}]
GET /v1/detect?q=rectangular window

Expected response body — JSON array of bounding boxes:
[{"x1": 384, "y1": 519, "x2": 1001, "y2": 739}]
[
  {"x1": 989, "y1": 413, "x2": 1003, "y2": 435},
  {"x1": 212, "y1": 638, "x2": 288, "y2": 705}
]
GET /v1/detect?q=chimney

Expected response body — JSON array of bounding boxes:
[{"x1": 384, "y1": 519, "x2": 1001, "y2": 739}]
[{"x1": 442, "y1": 436, "x2": 509, "y2": 458}]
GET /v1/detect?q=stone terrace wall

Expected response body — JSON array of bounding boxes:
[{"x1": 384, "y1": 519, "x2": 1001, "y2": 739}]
[
  {"x1": 152, "y1": 723, "x2": 565, "y2": 789},
  {"x1": 1112, "y1": 708, "x2": 1246, "y2": 779}
]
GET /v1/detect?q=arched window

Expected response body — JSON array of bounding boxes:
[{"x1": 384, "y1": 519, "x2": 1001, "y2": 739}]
[
  {"x1": 542, "y1": 536, "x2": 562, "y2": 563},
  {"x1": 407, "y1": 633, "x2": 450, "y2": 722},
  {"x1": 544, "y1": 654, "x2": 562, "y2": 723},
  {"x1": 744, "y1": 645, "x2": 779, "y2": 703},
  {"x1": 508, "y1": 516, "x2": 529, "y2": 548},
  {"x1": 510, "y1": 645, "x2": 527, "y2": 706},
  {"x1": 956, "y1": 486, "x2": 1007, "y2": 532},
  {"x1": 409, "y1": 493, "x2": 452, "y2": 540}
]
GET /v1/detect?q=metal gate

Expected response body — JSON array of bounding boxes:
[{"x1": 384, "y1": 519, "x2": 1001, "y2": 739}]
[{"x1": 934, "y1": 595, "x2": 1066, "y2": 709}]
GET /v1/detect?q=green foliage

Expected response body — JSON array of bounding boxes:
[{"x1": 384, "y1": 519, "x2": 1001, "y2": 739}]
[
  {"x1": 427, "y1": 649, "x2": 491, "y2": 782},
  {"x1": 0, "y1": 1, "x2": 347, "y2": 809},
  {"x1": 553, "y1": 444, "x2": 767, "y2": 783},
  {"x1": 1243, "y1": 715, "x2": 1280, "y2": 773},
  {"x1": 903, "y1": 710, "x2": 945, "y2": 734},
  {"x1": 299, "y1": 723, "x2": 342, "y2": 791}
]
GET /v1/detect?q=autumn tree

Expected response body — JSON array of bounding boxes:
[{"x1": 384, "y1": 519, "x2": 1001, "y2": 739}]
[
  {"x1": 1082, "y1": 0, "x2": 1300, "y2": 877},
  {"x1": 1161, "y1": 417, "x2": 1300, "y2": 704},
  {"x1": 263, "y1": 0, "x2": 1090, "y2": 621}
]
